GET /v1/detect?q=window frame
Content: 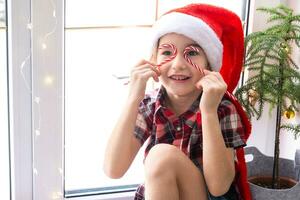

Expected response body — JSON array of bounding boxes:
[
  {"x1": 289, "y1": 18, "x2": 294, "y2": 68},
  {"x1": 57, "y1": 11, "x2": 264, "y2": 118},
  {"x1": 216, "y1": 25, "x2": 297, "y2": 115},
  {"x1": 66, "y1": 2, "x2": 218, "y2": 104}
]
[
  {"x1": 7, "y1": 0, "x2": 252, "y2": 199},
  {"x1": 8, "y1": 0, "x2": 64, "y2": 199},
  {"x1": 7, "y1": 0, "x2": 33, "y2": 199},
  {"x1": 0, "y1": 0, "x2": 10, "y2": 199}
]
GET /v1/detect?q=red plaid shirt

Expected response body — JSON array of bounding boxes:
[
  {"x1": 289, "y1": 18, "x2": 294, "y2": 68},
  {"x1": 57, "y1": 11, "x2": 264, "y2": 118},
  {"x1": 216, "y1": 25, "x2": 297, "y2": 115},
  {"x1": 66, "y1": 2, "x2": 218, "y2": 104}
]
[
  {"x1": 134, "y1": 87, "x2": 246, "y2": 199},
  {"x1": 135, "y1": 87, "x2": 246, "y2": 160}
]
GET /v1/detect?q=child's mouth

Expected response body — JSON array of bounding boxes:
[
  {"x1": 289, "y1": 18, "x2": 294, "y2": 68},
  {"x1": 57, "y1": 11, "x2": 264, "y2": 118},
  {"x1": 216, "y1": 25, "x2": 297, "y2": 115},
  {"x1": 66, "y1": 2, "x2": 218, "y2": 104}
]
[{"x1": 169, "y1": 75, "x2": 191, "y2": 81}]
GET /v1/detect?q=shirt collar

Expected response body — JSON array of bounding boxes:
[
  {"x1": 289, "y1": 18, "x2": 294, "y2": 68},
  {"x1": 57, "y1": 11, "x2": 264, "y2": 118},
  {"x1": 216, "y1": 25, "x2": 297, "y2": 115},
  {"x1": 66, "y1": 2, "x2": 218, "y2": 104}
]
[{"x1": 153, "y1": 86, "x2": 201, "y2": 128}]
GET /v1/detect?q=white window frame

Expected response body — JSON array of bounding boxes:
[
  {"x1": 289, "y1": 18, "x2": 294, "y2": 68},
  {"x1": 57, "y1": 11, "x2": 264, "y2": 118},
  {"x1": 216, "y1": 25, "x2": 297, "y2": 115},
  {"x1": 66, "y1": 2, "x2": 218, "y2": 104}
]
[
  {"x1": 8, "y1": 0, "x2": 64, "y2": 199},
  {"x1": 8, "y1": 0, "x2": 33, "y2": 199},
  {"x1": 0, "y1": 0, "x2": 10, "y2": 199},
  {"x1": 6, "y1": 0, "x2": 256, "y2": 200}
]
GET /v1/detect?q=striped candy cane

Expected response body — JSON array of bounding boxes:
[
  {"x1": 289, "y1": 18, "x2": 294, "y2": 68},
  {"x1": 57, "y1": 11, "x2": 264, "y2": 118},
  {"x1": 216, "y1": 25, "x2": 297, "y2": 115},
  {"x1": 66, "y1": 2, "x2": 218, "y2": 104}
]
[
  {"x1": 183, "y1": 46, "x2": 204, "y2": 75},
  {"x1": 156, "y1": 43, "x2": 177, "y2": 69}
]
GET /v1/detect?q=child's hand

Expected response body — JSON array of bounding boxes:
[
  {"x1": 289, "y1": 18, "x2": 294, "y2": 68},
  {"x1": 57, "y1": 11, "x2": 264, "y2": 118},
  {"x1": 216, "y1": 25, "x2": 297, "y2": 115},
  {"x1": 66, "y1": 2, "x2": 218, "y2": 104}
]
[
  {"x1": 195, "y1": 70, "x2": 227, "y2": 113},
  {"x1": 128, "y1": 59, "x2": 160, "y2": 103}
]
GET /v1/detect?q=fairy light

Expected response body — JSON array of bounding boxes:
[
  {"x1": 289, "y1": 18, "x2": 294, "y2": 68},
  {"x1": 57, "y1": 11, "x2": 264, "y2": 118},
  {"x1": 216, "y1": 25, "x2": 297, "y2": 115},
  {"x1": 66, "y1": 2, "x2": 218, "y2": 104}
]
[
  {"x1": 34, "y1": 96, "x2": 40, "y2": 104},
  {"x1": 58, "y1": 168, "x2": 63, "y2": 175},
  {"x1": 19, "y1": 0, "x2": 62, "y2": 197},
  {"x1": 41, "y1": 0, "x2": 57, "y2": 51},
  {"x1": 33, "y1": 168, "x2": 38, "y2": 175},
  {"x1": 27, "y1": 23, "x2": 33, "y2": 30},
  {"x1": 35, "y1": 130, "x2": 41, "y2": 136},
  {"x1": 51, "y1": 192, "x2": 63, "y2": 199},
  {"x1": 42, "y1": 43, "x2": 47, "y2": 50},
  {"x1": 44, "y1": 75, "x2": 55, "y2": 86},
  {"x1": 20, "y1": 55, "x2": 32, "y2": 91}
]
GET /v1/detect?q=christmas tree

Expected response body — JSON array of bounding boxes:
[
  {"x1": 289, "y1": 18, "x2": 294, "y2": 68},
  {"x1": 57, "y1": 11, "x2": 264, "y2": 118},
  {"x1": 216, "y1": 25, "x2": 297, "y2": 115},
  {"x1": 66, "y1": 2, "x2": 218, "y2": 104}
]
[{"x1": 235, "y1": 4, "x2": 300, "y2": 189}]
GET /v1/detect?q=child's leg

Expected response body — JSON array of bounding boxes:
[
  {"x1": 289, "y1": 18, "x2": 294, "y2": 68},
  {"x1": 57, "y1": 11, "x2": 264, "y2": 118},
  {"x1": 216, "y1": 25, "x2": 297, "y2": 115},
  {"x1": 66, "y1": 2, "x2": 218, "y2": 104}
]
[{"x1": 144, "y1": 144, "x2": 208, "y2": 200}]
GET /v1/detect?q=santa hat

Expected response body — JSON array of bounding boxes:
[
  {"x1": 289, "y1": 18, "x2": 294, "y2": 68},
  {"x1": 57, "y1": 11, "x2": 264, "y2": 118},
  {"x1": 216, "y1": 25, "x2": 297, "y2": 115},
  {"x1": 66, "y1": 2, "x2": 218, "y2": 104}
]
[{"x1": 151, "y1": 3, "x2": 244, "y2": 93}]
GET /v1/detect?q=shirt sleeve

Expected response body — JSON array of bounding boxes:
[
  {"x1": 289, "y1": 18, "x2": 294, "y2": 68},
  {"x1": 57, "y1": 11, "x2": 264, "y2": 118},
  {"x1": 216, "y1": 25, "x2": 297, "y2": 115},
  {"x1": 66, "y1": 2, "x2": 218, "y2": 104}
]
[
  {"x1": 218, "y1": 99, "x2": 246, "y2": 149},
  {"x1": 134, "y1": 100, "x2": 153, "y2": 145}
]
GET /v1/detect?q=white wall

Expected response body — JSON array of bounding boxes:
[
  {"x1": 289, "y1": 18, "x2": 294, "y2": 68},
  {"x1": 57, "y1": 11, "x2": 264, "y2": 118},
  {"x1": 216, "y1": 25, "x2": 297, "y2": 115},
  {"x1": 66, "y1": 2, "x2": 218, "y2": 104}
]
[{"x1": 246, "y1": 0, "x2": 300, "y2": 160}]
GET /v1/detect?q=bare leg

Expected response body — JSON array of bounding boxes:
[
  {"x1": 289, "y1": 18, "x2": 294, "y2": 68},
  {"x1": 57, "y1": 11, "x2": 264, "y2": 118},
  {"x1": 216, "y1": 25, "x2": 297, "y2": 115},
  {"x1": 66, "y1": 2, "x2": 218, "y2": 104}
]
[{"x1": 144, "y1": 144, "x2": 208, "y2": 200}]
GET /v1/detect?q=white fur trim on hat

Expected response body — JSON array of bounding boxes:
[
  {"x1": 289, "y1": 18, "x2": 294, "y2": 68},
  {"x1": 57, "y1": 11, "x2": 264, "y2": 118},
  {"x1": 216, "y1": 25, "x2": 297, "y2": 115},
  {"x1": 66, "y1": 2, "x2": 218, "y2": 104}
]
[{"x1": 151, "y1": 12, "x2": 223, "y2": 71}]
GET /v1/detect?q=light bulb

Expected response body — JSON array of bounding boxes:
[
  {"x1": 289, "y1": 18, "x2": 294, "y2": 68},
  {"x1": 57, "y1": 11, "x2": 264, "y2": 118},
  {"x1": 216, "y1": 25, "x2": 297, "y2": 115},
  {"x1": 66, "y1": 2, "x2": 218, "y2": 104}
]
[
  {"x1": 27, "y1": 23, "x2": 33, "y2": 30},
  {"x1": 44, "y1": 75, "x2": 55, "y2": 86},
  {"x1": 33, "y1": 168, "x2": 38, "y2": 175},
  {"x1": 58, "y1": 168, "x2": 63, "y2": 175},
  {"x1": 35, "y1": 130, "x2": 41, "y2": 136},
  {"x1": 51, "y1": 192, "x2": 62, "y2": 199},
  {"x1": 34, "y1": 97, "x2": 40, "y2": 104},
  {"x1": 42, "y1": 43, "x2": 47, "y2": 50}
]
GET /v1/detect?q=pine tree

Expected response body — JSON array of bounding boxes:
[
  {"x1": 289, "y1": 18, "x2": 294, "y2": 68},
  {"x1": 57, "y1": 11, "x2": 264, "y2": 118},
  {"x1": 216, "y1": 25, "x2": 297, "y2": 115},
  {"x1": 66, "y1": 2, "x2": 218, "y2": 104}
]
[{"x1": 235, "y1": 4, "x2": 300, "y2": 189}]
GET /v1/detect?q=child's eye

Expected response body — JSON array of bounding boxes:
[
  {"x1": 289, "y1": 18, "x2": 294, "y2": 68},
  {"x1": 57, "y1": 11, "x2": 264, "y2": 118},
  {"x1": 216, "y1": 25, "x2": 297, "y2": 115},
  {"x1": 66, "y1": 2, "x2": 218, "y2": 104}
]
[
  {"x1": 187, "y1": 50, "x2": 199, "y2": 56},
  {"x1": 162, "y1": 50, "x2": 172, "y2": 56}
]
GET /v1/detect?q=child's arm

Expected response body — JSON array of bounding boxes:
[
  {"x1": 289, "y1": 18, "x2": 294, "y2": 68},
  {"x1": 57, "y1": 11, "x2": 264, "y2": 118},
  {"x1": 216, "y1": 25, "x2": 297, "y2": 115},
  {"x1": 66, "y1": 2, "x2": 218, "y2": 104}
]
[
  {"x1": 196, "y1": 70, "x2": 235, "y2": 196},
  {"x1": 103, "y1": 59, "x2": 159, "y2": 179}
]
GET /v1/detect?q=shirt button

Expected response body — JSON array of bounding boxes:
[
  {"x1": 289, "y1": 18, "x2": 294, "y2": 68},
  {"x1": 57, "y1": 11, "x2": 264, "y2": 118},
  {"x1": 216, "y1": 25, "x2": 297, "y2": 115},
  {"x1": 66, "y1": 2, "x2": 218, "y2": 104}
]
[{"x1": 176, "y1": 126, "x2": 181, "y2": 131}]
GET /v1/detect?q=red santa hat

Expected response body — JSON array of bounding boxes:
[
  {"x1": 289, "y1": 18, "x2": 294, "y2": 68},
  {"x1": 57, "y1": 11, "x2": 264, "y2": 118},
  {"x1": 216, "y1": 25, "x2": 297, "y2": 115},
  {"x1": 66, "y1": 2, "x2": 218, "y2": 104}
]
[{"x1": 151, "y1": 3, "x2": 244, "y2": 93}]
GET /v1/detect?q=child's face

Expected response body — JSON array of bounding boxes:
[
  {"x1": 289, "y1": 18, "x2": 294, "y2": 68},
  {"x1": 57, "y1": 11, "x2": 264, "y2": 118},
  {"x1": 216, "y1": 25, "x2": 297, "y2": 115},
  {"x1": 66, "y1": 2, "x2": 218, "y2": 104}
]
[{"x1": 155, "y1": 33, "x2": 210, "y2": 98}]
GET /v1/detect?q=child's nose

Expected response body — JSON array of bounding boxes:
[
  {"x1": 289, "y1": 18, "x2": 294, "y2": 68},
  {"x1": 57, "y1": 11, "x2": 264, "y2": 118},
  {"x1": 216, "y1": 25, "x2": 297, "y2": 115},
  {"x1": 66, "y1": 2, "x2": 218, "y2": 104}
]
[{"x1": 171, "y1": 54, "x2": 187, "y2": 71}]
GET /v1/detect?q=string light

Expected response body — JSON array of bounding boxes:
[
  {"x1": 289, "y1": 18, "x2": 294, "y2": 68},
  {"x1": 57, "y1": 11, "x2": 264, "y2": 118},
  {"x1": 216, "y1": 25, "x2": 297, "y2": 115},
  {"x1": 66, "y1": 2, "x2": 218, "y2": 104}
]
[
  {"x1": 20, "y1": 55, "x2": 32, "y2": 91},
  {"x1": 33, "y1": 168, "x2": 38, "y2": 175},
  {"x1": 27, "y1": 23, "x2": 33, "y2": 30},
  {"x1": 58, "y1": 168, "x2": 63, "y2": 175},
  {"x1": 41, "y1": 0, "x2": 57, "y2": 50},
  {"x1": 42, "y1": 43, "x2": 47, "y2": 50},
  {"x1": 51, "y1": 192, "x2": 63, "y2": 199},
  {"x1": 19, "y1": 0, "x2": 62, "y2": 197},
  {"x1": 34, "y1": 97, "x2": 40, "y2": 104},
  {"x1": 35, "y1": 130, "x2": 41, "y2": 136},
  {"x1": 44, "y1": 75, "x2": 55, "y2": 86}
]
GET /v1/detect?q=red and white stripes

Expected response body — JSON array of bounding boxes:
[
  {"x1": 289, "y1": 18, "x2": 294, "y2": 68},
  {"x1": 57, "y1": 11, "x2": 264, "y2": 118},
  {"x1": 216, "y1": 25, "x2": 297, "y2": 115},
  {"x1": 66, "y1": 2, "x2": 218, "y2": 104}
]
[
  {"x1": 183, "y1": 46, "x2": 204, "y2": 75},
  {"x1": 156, "y1": 43, "x2": 205, "y2": 76},
  {"x1": 156, "y1": 43, "x2": 177, "y2": 69}
]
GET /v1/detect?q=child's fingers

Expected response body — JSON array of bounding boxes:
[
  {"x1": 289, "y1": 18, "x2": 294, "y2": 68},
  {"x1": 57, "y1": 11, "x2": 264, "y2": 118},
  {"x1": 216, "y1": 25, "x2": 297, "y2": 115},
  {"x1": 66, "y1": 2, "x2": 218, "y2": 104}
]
[
  {"x1": 203, "y1": 69, "x2": 212, "y2": 76},
  {"x1": 144, "y1": 60, "x2": 161, "y2": 75},
  {"x1": 134, "y1": 61, "x2": 161, "y2": 76},
  {"x1": 142, "y1": 70, "x2": 159, "y2": 82},
  {"x1": 203, "y1": 70, "x2": 226, "y2": 86},
  {"x1": 195, "y1": 78, "x2": 209, "y2": 89},
  {"x1": 132, "y1": 67, "x2": 159, "y2": 82}
]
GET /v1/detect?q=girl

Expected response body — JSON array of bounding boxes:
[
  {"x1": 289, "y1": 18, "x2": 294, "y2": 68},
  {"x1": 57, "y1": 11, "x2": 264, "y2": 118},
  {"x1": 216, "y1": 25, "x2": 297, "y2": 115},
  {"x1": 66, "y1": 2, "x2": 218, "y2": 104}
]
[{"x1": 104, "y1": 4, "x2": 251, "y2": 200}]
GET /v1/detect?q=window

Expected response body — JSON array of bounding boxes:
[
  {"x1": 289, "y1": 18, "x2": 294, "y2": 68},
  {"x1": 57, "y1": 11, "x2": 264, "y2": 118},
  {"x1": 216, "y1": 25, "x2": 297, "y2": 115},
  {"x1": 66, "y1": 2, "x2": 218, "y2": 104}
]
[
  {"x1": 0, "y1": 0, "x2": 10, "y2": 199},
  {"x1": 64, "y1": 0, "x2": 247, "y2": 198}
]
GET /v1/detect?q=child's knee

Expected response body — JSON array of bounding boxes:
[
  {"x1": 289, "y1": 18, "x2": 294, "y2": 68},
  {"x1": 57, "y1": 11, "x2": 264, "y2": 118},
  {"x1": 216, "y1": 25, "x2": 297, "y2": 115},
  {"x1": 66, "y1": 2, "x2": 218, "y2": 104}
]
[{"x1": 144, "y1": 144, "x2": 180, "y2": 177}]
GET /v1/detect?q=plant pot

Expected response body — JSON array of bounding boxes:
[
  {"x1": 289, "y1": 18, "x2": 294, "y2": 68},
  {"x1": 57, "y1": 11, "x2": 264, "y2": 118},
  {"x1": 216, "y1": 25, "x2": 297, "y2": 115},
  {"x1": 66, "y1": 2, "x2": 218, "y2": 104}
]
[
  {"x1": 245, "y1": 147, "x2": 300, "y2": 200},
  {"x1": 248, "y1": 176, "x2": 297, "y2": 189}
]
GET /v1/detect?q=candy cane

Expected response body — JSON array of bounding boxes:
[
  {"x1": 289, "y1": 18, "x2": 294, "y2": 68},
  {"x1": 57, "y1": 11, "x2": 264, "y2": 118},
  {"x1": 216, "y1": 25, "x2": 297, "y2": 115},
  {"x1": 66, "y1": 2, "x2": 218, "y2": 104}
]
[
  {"x1": 183, "y1": 46, "x2": 204, "y2": 75},
  {"x1": 156, "y1": 43, "x2": 177, "y2": 69}
]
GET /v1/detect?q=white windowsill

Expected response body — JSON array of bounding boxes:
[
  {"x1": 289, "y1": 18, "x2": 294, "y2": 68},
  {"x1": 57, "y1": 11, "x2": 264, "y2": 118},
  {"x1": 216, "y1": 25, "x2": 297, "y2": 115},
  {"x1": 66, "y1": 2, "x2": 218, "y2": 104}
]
[{"x1": 65, "y1": 191, "x2": 135, "y2": 200}]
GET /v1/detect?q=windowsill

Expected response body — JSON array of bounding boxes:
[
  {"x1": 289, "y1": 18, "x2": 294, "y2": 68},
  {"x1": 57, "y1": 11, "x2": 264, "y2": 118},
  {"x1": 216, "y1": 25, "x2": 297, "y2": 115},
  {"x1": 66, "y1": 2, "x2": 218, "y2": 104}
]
[{"x1": 65, "y1": 191, "x2": 135, "y2": 200}]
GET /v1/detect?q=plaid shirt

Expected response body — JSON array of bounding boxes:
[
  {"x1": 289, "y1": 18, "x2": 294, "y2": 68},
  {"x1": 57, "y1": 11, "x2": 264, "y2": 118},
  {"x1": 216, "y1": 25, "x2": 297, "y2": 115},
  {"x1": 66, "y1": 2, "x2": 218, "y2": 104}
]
[{"x1": 134, "y1": 87, "x2": 246, "y2": 199}]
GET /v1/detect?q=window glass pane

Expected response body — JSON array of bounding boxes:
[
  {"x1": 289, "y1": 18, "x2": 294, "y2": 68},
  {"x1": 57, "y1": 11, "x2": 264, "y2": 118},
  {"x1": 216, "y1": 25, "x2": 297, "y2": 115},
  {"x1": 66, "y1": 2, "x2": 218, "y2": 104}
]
[
  {"x1": 65, "y1": 28, "x2": 151, "y2": 191},
  {"x1": 0, "y1": 0, "x2": 10, "y2": 199},
  {"x1": 65, "y1": 0, "x2": 156, "y2": 28},
  {"x1": 65, "y1": 0, "x2": 246, "y2": 195}
]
